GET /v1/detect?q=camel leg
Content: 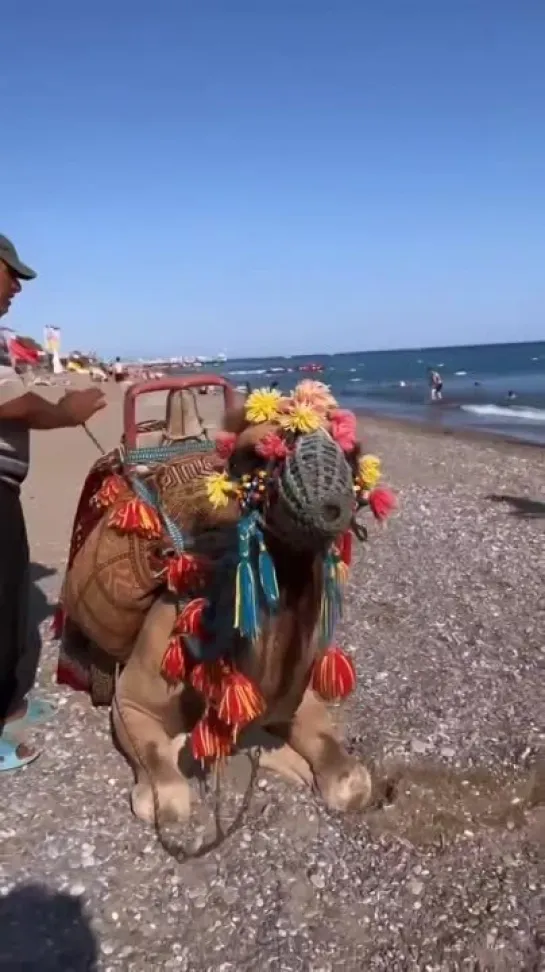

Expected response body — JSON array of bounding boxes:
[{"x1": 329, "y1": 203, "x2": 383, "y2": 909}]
[
  {"x1": 112, "y1": 597, "x2": 192, "y2": 826},
  {"x1": 275, "y1": 688, "x2": 372, "y2": 812}
]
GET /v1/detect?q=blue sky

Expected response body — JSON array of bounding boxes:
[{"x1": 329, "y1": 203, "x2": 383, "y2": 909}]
[{"x1": 2, "y1": 1, "x2": 544, "y2": 358}]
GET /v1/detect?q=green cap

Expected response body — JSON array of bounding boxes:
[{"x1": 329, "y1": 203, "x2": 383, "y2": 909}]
[{"x1": 0, "y1": 235, "x2": 37, "y2": 280}]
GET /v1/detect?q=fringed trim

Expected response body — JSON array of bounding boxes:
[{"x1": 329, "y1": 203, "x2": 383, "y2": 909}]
[
  {"x1": 311, "y1": 645, "x2": 356, "y2": 701},
  {"x1": 191, "y1": 709, "x2": 234, "y2": 763}
]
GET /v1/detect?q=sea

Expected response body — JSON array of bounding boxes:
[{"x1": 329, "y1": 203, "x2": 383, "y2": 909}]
[{"x1": 208, "y1": 341, "x2": 545, "y2": 446}]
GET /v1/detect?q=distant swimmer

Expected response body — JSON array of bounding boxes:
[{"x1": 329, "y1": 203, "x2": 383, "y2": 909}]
[
  {"x1": 428, "y1": 368, "x2": 443, "y2": 401},
  {"x1": 507, "y1": 390, "x2": 517, "y2": 400}
]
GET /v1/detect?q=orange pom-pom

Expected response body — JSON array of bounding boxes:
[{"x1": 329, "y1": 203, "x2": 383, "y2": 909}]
[
  {"x1": 217, "y1": 670, "x2": 265, "y2": 728},
  {"x1": 191, "y1": 709, "x2": 234, "y2": 762},
  {"x1": 368, "y1": 486, "x2": 396, "y2": 521},
  {"x1": 164, "y1": 553, "x2": 208, "y2": 594},
  {"x1": 92, "y1": 473, "x2": 126, "y2": 509},
  {"x1": 161, "y1": 636, "x2": 188, "y2": 683},
  {"x1": 311, "y1": 646, "x2": 356, "y2": 701},
  {"x1": 108, "y1": 497, "x2": 163, "y2": 538},
  {"x1": 174, "y1": 597, "x2": 208, "y2": 638}
]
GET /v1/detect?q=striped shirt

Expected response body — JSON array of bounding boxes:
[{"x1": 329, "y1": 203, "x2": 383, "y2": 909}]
[{"x1": 0, "y1": 335, "x2": 29, "y2": 489}]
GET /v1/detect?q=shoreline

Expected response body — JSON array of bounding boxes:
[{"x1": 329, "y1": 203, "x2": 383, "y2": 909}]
[{"x1": 354, "y1": 405, "x2": 545, "y2": 455}]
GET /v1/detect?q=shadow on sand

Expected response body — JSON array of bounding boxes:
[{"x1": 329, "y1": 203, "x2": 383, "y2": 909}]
[
  {"x1": 487, "y1": 493, "x2": 545, "y2": 519},
  {"x1": 0, "y1": 883, "x2": 98, "y2": 970}
]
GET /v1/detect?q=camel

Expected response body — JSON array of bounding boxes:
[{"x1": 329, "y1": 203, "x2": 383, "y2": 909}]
[{"x1": 56, "y1": 376, "x2": 395, "y2": 825}]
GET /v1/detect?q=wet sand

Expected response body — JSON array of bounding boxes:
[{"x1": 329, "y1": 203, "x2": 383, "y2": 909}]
[{"x1": 1, "y1": 376, "x2": 543, "y2": 971}]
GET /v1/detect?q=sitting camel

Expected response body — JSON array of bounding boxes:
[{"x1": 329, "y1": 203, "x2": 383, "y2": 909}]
[{"x1": 56, "y1": 378, "x2": 395, "y2": 825}]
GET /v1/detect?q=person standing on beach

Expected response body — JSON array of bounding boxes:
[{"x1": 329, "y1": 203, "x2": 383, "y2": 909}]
[
  {"x1": 428, "y1": 368, "x2": 443, "y2": 401},
  {"x1": 0, "y1": 234, "x2": 106, "y2": 772}
]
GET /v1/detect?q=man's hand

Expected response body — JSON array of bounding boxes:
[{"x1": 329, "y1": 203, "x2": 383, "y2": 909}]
[{"x1": 56, "y1": 389, "x2": 106, "y2": 427}]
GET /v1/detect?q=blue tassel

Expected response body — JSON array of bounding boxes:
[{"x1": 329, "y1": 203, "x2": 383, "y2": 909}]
[
  {"x1": 320, "y1": 550, "x2": 343, "y2": 648},
  {"x1": 256, "y1": 525, "x2": 279, "y2": 612},
  {"x1": 234, "y1": 515, "x2": 260, "y2": 640}
]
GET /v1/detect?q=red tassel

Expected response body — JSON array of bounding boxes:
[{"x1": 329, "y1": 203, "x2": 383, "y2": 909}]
[
  {"x1": 92, "y1": 473, "x2": 126, "y2": 509},
  {"x1": 174, "y1": 597, "x2": 207, "y2": 638},
  {"x1": 51, "y1": 603, "x2": 65, "y2": 640},
  {"x1": 164, "y1": 553, "x2": 208, "y2": 594},
  {"x1": 191, "y1": 709, "x2": 234, "y2": 762},
  {"x1": 108, "y1": 497, "x2": 163, "y2": 539},
  {"x1": 217, "y1": 670, "x2": 265, "y2": 728},
  {"x1": 368, "y1": 486, "x2": 396, "y2": 521},
  {"x1": 189, "y1": 661, "x2": 225, "y2": 704},
  {"x1": 312, "y1": 646, "x2": 356, "y2": 701},
  {"x1": 160, "y1": 635, "x2": 188, "y2": 683}
]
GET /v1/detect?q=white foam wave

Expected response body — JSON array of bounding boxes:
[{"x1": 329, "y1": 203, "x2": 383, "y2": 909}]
[
  {"x1": 455, "y1": 370, "x2": 467, "y2": 376},
  {"x1": 228, "y1": 369, "x2": 267, "y2": 376},
  {"x1": 461, "y1": 404, "x2": 545, "y2": 423}
]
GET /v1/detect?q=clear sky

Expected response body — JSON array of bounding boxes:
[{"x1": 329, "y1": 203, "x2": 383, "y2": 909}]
[{"x1": 2, "y1": 1, "x2": 544, "y2": 358}]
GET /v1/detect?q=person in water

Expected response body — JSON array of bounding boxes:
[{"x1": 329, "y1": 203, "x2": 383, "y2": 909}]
[{"x1": 428, "y1": 368, "x2": 443, "y2": 401}]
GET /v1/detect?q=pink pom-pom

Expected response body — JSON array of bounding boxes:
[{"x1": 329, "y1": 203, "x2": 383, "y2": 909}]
[
  {"x1": 329, "y1": 408, "x2": 357, "y2": 452},
  {"x1": 369, "y1": 486, "x2": 396, "y2": 520},
  {"x1": 256, "y1": 431, "x2": 288, "y2": 460},
  {"x1": 215, "y1": 431, "x2": 237, "y2": 459}
]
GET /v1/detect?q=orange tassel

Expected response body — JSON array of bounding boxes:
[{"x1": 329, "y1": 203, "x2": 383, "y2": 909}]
[
  {"x1": 108, "y1": 497, "x2": 163, "y2": 539},
  {"x1": 191, "y1": 709, "x2": 234, "y2": 762},
  {"x1": 165, "y1": 553, "x2": 208, "y2": 594},
  {"x1": 217, "y1": 670, "x2": 265, "y2": 728},
  {"x1": 174, "y1": 597, "x2": 207, "y2": 638},
  {"x1": 312, "y1": 646, "x2": 356, "y2": 701},
  {"x1": 161, "y1": 635, "x2": 188, "y2": 683},
  {"x1": 92, "y1": 473, "x2": 126, "y2": 509}
]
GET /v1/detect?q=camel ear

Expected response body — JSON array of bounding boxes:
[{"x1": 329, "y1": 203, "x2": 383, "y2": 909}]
[{"x1": 222, "y1": 403, "x2": 248, "y2": 435}]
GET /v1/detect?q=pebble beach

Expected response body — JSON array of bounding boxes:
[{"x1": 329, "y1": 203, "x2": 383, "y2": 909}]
[{"x1": 1, "y1": 380, "x2": 543, "y2": 971}]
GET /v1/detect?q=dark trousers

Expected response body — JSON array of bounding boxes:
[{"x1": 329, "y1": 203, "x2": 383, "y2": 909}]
[{"x1": 0, "y1": 481, "x2": 32, "y2": 724}]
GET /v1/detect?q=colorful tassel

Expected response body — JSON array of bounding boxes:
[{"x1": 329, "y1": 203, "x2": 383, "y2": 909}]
[
  {"x1": 368, "y1": 486, "x2": 396, "y2": 521},
  {"x1": 174, "y1": 597, "x2": 207, "y2": 638},
  {"x1": 92, "y1": 473, "x2": 126, "y2": 509},
  {"x1": 160, "y1": 635, "x2": 188, "y2": 683},
  {"x1": 108, "y1": 496, "x2": 163, "y2": 539},
  {"x1": 164, "y1": 553, "x2": 207, "y2": 594},
  {"x1": 234, "y1": 557, "x2": 259, "y2": 640},
  {"x1": 217, "y1": 670, "x2": 265, "y2": 728},
  {"x1": 319, "y1": 549, "x2": 343, "y2": 647},
  {"x1": 256, "y1": 526, "x2": 279, "y2": 612},
  {"x1": 312, "y1": 646, "x2": 356, "y2": 701},
  {"x1": 191, "y1": 709, "x2": 234, "y2": 762},
  {"x1": 338, "y1": 530, "x2": 352, "y2": 568}
]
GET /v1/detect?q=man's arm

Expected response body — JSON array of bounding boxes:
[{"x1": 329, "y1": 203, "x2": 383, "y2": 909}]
[
  {"x1": 0, "y1": 372, "x2": 106, "y2": 429},
  {"x1": 0, "y1": 390, "x2": 75, "y2": 429}
]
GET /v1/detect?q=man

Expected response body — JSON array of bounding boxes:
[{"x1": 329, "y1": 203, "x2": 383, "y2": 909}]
[{"x1": 0, "y1": 234, "x2": 106, "y2": 771}]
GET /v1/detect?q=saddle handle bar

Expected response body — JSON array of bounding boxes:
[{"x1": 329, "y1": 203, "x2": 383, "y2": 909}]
[{"x1": 123, "y1": 375, "x2": 237, "y2": 449}]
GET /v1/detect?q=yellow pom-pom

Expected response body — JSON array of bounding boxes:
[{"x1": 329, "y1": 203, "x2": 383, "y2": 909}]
[
  {"x1": 280, "y1": 402, "x2": 322, "y2": 435},
  {"x1": 245, "y1": 387, "x2": 282, "y2": 424},
  {"x1": 358, "y1": 454, "x2": 381, "y2": 489},
  {"x1": 205, "y1": 472, "x2": 234, "y2": 509}
]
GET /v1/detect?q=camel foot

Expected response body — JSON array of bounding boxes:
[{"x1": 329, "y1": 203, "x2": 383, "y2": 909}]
[
  {"x1": 131, "y1": 777, "x2": 191, "y2": 825},
  {"x1": 316, "y1": 760, "x2": 372, "y2": 812}
]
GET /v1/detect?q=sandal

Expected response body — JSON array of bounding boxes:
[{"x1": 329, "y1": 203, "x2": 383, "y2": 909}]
[
  {"x1": 3, "y1": 697, "x2": 56, "y2": 734},
  {"x1": 0, "y1": 736, "x2": 40, "y2": 772}
]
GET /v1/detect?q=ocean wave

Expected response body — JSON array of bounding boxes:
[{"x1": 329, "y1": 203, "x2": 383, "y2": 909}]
[{"x1": 461, "y1": 404, "x2": 545, "y2": 423}]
